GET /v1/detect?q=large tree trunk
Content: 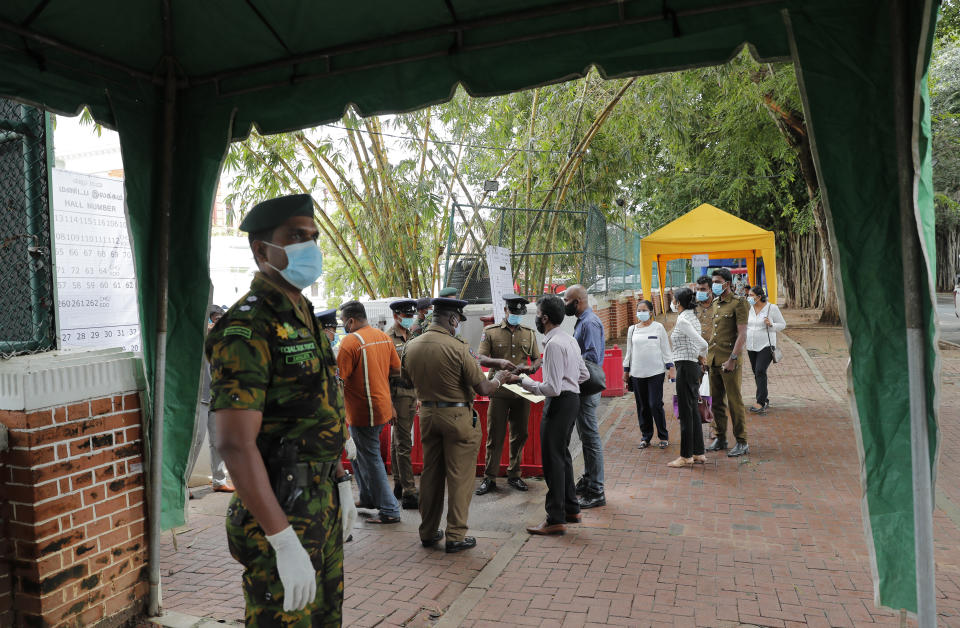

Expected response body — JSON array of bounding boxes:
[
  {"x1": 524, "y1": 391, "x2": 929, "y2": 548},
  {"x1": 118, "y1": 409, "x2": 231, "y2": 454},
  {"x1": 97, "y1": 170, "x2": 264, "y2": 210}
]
[
  {"x1": 762, "y1": 95, "x2": 841, "y2": 325},
  {"x1": 937, "y1": 222, "x2": 960, "y2": 292}
]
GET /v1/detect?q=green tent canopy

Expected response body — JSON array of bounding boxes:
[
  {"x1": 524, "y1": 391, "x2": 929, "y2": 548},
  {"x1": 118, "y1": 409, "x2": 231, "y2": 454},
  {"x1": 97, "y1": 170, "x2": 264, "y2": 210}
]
[{"x1": 0, "y1": 0, "x2": 942, "y2": 621}]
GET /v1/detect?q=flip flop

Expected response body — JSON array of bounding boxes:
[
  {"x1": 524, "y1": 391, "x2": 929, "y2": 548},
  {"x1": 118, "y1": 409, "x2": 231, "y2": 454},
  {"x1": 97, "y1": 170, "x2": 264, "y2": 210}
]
[
  {"x1": 366, "y1": 515, "x2": 401, "y2": 524},
  {"x1": 658, "y1": 440, "x2": 669, "y2": 449}
]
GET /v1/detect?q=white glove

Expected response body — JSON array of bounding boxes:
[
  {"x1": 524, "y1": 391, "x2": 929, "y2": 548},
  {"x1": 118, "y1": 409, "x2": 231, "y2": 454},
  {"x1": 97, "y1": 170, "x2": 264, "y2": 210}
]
[
  {"x1": 344, "y1": 437, "x2": 357, "y2": 460},
  {"x1": 265, "y1": 525, "x2": 316, "y2": 612},
  {"x1": 339, "y1": 480, "x2": 358, "y2": 540}
]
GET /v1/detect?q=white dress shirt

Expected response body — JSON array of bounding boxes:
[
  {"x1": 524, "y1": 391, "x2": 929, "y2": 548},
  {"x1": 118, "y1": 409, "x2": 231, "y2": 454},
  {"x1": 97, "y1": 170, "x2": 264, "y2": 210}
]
[
  {"x1": 623, "y1": 320, "x2": 673, "y2": 378},
  {"x1": 746, "y1": 302, "x2": 786, "y2": 352},
  {"x1": 520, "y1": 326, "x2": 588, "y2": 397}
]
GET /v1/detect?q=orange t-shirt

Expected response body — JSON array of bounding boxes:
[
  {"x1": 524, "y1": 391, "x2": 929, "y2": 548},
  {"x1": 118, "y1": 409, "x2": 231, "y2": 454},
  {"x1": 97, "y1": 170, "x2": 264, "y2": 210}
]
[{"x1": 337, "y1": 325, "x2": 401, "y2": 427}]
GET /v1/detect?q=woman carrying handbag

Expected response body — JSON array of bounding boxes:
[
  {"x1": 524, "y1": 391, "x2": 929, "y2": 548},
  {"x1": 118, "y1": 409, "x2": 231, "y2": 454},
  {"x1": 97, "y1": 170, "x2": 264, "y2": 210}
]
[
  {"x1": 745, "y1": 286, "x2": 786, "y2": 414},
  {"x1": 622, "y1": 300, "x2": 674, "y2": 449}
]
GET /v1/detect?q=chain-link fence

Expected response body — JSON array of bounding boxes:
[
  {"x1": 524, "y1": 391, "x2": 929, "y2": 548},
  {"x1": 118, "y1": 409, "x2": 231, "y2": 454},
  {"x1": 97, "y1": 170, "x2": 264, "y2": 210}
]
[
  {"x1": 0, "y1": 98, "x2": 56, "y2": 357},
  {"x1": 444, "y1": 203, "x2": 670, "y2": 300}
]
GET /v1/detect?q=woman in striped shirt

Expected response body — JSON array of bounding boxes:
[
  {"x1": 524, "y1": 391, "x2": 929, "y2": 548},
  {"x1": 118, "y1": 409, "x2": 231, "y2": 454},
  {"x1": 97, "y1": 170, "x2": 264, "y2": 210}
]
[{"x1": 667, "y1": 288, "x2": 710, "y2": 468}]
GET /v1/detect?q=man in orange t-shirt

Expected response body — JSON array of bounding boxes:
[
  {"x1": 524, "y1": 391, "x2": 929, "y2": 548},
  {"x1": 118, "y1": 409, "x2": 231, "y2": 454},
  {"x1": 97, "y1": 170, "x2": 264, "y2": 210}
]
[{"x1": 337, "y1": 300, "x2": 402, "y2": 524}]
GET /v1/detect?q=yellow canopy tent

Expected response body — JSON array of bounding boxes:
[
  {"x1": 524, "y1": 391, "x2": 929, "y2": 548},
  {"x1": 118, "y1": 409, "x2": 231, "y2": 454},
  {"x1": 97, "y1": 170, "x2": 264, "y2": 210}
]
[{"x1": 640, "y1": 203, "x2": 778, "y2": 312}]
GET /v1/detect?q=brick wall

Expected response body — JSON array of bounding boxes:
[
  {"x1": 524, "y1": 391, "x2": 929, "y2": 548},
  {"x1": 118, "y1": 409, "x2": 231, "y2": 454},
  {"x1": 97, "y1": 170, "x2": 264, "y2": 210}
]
[{"x1": 0, "y1": 393, "x2": 147, "y2": 627}]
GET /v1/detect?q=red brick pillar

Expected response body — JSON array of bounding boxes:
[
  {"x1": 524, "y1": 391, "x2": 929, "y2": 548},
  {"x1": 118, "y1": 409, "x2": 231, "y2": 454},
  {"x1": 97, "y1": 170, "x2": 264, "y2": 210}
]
[{"x1": 1, "y1": 391, "x2": 148, "y2": 626}]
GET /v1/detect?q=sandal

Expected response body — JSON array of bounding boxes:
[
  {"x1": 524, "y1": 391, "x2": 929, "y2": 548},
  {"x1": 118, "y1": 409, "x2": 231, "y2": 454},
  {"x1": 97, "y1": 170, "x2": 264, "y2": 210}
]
[
  {"x1": 366, "y1": 514, "x2": 401, "y2": 524},
  {"x1": 658, "y1": 440, "x2": 669, "y2": 449},
  {"x1": 692, "y1": 455, "x2": 707, "y2": 464},
  {"x1": 637, "y1": 441, "x2": 650, "y2": 449},
  {"x1": 666, "y1": 457, "x2": 694, "y2": 468}
]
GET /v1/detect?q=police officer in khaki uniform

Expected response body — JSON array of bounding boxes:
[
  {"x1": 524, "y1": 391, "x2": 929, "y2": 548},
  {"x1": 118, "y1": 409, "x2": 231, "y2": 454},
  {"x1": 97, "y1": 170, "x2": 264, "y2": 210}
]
[
  {"x1": 476, "y1": 294, "x2": 542, "y2": 495},
  {"x1": 694, "y1": 276, "x2": 715, "y2": 342},
  {"x1": 401, "y1": 298, "x2": 510, "y2": 553},
  {"x1": 705, "y1": 268, "x2": 750, "y2": 457},
  {"x1": 386, "y1": 299, "x2": 420, "y2": 509}
]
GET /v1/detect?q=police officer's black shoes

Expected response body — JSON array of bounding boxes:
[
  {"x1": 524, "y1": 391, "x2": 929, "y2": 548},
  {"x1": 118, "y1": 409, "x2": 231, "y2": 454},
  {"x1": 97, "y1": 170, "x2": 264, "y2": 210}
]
[
  {"x1": 445, "y1": 536, "x2": 477, "y2": 553},
  {"x1": 507, "y1": 477, "x2": 528, "y2": 491},
  {"x1": 401, "y1": 493, "x2": 419, "y2": 509},
  {"x1": 475, "y1": 478, "x2": 497, "y2": 495},
  {"x1": 421, "y1": 530, "x2": 444, "y2": 547},
  {"x1": 727, "y1": 442, "x2": 750, "y2": 457},
  {"x1": 705, "y1": 438, "x2": 728, "y2": 452},
  {"x1": 393, "y1": 482, "x2": 402, "y2": 500}
]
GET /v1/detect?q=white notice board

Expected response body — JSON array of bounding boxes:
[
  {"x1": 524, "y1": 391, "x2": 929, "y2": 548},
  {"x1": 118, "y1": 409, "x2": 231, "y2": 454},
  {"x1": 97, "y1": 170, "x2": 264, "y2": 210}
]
[
  {"x1": 691, "y1": 254, "x2": 709, "y2": 268},
  {"x1": 52, "y1": 169, "x2": 142, "y2": 352},
  {"x1": 485, "y1": 246, "x2": 514, "y2": 324}
]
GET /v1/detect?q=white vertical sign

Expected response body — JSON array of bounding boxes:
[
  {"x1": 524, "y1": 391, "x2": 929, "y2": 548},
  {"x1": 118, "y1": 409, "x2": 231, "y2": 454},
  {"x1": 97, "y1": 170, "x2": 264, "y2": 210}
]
[
  {"x1": 52, "y1": 169, "x2": 141, "y2": 352},
  {"x1": 485, "y1": 246, "x2": 514, "y2": 324}
]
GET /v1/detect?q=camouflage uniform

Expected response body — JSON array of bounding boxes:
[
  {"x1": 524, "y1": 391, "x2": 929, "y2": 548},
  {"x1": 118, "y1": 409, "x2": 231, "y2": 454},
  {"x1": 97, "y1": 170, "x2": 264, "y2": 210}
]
[{"x1": 206, "y1": 272, "x2": 347, "y2": 627}]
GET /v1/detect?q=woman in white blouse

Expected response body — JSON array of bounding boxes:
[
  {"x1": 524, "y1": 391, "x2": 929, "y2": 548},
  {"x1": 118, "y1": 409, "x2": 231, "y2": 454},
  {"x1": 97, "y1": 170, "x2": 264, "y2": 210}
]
[
  {"x1": 622, "y1": 300, "x2": 674, "y2": 449},
  {"x1": 745, "y1": 285, "x2": 786, "y2": 414},
  {"x1": 668, "y1": 288, "x2": 709, "y2": 467}
]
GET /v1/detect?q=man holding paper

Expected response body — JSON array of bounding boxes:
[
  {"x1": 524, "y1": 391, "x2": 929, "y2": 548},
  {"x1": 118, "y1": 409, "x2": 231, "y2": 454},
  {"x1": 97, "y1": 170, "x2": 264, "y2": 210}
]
[{"x1": 508, "y1": 295, "x2": 589, "y2": 535}]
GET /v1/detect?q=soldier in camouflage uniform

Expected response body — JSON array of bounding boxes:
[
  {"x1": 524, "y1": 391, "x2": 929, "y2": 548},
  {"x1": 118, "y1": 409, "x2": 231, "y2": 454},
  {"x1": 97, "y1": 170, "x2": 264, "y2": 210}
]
[{"x1": 206, "y1": 194, "x2": 350, "y2": 627}]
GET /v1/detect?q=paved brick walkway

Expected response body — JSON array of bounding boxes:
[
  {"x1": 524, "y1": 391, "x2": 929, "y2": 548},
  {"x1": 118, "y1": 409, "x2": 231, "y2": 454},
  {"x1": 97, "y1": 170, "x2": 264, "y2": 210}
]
[{"x1": 156, "y1": 324, "x2": 960, "y2": 627}]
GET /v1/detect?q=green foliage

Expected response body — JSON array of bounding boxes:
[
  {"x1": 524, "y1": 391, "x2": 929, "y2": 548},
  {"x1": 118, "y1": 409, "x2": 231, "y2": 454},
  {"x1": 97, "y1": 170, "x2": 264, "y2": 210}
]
[{"x1": 932, "y1": 37, "x2": 960, "y2": 229}]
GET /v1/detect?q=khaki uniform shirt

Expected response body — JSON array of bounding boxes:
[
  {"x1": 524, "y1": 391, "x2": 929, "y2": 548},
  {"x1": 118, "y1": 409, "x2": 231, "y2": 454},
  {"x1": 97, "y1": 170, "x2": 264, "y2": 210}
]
[
  {"x1": 401, "y1": 324, "x2": 485, "y2": 403},
  {"x1": 387, "y1": 323, "x2": 417, "y2": 399},
  {"x1": 707, "y1": 292, "x2": 749, "y2": 367},
  {"x1": 478, "y1": 321, "x2": 540, "y2": 398},
  {"x1": 696, "y1": 300, "x2": 716, "y2": 344}
]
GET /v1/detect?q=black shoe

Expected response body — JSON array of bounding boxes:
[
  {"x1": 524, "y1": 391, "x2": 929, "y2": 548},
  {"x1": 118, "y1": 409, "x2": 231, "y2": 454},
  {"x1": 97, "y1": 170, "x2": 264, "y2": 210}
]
[
  {"x1": 401, "y1": 493, "x2": 419, "y2": 510},
  {"x1": 393, "y1": 482, "x2": 402, "y2": 500},
  {"x1": 575, "y1": 476, "x2": 587, "y2": 495},
  {"x1": 421, "y1": 530, "x2": 444, "y2": 547},
  {"x1": 445, "y1": 537, "x2": 477, "y2": 553},
  {"x1": 507, "y1": 477, "x2": 528, "y2": 492},
  {"x1": 727, "y1": 442, "x2": 750, "y2": 457},
  {"x1": 578, "y1": 493, "x2": 606, "y2": 509},
  {"x1": 705, "y1": 439, "x2": 728, "y2": 452},
  {"x1": 475, "y1": 478, "x2": 496, "y2": 495}
]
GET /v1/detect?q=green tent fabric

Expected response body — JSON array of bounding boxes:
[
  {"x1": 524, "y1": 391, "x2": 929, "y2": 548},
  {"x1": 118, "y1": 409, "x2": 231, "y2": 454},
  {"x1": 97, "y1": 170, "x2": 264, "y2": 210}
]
[{"x1": 0, "y1": 0, "x2": 941, "y2": 617}]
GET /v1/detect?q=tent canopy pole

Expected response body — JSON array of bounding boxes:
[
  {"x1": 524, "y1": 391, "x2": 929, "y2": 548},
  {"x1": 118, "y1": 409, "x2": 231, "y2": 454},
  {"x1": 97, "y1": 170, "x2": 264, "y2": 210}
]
[{"x1": 148, "y1": 0, "x2": 176, "y2": 617}]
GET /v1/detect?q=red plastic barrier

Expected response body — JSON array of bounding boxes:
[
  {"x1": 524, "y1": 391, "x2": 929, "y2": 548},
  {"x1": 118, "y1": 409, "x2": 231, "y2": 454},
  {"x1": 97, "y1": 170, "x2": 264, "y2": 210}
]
[{"x1": 602, "y1": 345, "x2": 626, "y2": 397}]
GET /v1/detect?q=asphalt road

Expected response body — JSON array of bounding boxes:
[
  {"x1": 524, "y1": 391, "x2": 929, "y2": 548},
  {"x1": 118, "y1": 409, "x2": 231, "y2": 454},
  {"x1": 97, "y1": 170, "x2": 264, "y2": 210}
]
[{"x1": 937, "y1": 292, "x2": 960, "y2": 345}]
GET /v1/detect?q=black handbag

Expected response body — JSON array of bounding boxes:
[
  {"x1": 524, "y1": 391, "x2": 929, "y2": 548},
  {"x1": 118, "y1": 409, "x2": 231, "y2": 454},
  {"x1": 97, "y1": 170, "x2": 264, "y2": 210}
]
[{"x1": 580, "y1": 359, "x2": 607, "y2": 395}]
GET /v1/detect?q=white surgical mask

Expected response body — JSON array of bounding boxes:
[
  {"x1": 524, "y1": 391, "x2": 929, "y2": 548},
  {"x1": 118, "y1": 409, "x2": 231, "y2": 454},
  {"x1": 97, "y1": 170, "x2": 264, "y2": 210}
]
[
  {"x1": 669, "y1": 302, "x2": 677, "y2": 312},
  {"x1": 637, "y1": 311, "x2": 651, "y2": 322}
]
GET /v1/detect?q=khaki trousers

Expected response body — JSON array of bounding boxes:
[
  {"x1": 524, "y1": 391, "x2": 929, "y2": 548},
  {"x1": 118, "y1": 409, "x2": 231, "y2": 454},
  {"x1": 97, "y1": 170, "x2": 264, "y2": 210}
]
[
  {"x1": 483, "y1": 393, "x2": 530, "y2": 480},
  {"x1": 390, "y1": 392, "x2": 417, "y2": 496},
  {"x1": 709, "y1": 361, "x2": 747, "y2": 444},
  {"x1": 418, "y1": 406, "x2": 481, "y2": 542}
]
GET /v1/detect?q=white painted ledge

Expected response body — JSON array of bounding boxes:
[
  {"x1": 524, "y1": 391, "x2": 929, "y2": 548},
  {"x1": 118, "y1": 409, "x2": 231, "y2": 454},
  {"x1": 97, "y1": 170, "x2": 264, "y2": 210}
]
[{"x1": 0, "y1": 347, "x2": 146, "y2": 411}]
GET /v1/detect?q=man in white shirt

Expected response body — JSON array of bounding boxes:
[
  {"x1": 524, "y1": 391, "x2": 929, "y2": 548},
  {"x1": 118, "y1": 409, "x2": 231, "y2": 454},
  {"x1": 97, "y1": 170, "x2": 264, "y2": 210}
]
[{"x1": 510, "y1": 295, "x2": 589, "y2": 535}]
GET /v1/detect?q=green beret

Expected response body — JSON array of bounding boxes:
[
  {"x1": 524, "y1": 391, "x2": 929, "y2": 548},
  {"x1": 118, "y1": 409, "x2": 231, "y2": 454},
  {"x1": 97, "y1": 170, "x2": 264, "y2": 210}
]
[
  {"x1": 438, "y1": 287, "x2": 458, "y2": 297},
  {"x1": 239, "y1": 194, "x2": 314, "y2": 233}
]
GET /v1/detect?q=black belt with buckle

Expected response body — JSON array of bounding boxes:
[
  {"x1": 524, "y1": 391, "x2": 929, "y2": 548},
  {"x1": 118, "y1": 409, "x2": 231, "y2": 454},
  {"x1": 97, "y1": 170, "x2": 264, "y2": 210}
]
[{"x1": 420, "y1": 401, "x2": 469, "y2": 408}]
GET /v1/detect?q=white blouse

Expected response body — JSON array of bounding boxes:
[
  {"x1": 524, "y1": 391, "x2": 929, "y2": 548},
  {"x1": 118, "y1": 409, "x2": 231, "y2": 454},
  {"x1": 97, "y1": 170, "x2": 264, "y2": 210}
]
[
  {"x1": 623, "y1": 320, "x2": 673, "y2": 379},
  {"x1": 746, "y1": 302, "x2": 786, "y2": 352}
]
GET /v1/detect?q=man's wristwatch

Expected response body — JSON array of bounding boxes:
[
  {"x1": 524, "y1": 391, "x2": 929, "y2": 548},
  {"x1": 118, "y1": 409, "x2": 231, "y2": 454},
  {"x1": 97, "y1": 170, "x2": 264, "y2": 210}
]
[
  {"x1": 730, "y1": 354, "x2": 738, "y2": 360},
  {"x1": 336, "y1": 471, "x2": 352, "y2": 484}
]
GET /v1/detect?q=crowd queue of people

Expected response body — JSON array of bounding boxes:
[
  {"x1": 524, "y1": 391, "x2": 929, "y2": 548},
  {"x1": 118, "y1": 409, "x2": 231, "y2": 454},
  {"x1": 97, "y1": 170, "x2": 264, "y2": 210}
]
[{"x1": 196, "y1": 194, "x2": 785, "y2": 624}]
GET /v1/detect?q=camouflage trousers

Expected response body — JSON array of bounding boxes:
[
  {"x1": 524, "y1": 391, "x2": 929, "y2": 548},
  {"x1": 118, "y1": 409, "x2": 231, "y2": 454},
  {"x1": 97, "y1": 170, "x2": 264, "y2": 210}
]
[{"x1": 226, "y1": 468, "x2": 343, "y2": 627}]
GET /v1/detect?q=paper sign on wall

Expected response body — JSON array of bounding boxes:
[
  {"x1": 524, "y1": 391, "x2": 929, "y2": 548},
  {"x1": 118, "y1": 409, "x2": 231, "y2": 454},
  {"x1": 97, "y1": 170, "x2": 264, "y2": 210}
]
[
  {"x1": 52, "y1": 168, "x2": 142, "y2": 353},
  {"x1": 485, "y1": 246, "x2": 514, "y2": 324}
]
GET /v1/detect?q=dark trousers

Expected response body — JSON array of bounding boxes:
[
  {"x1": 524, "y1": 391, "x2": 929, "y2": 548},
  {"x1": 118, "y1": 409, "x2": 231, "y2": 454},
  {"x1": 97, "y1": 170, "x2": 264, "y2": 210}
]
[
  {"x1": 540, "y1": 391, "x2": 581, "y2": 525},
  {"x1": 748, "y1": 347, "x2": 774, "y2": 406},
  {"x1": 630, "y1": 373, "x2": 668, "y2": 442},
  {"x1": 676, "y1": 361, "x2": 705, "y2": 458}
]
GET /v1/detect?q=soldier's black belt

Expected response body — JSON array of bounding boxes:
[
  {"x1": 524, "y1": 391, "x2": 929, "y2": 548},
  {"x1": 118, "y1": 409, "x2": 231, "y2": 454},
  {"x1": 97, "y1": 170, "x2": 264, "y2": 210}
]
[
  {"x1": 288, "y1": 460, "x2": 339, "y2": 488},
  {"x1": 421, "y1": 401, "x2": 469, "y2": 408}
]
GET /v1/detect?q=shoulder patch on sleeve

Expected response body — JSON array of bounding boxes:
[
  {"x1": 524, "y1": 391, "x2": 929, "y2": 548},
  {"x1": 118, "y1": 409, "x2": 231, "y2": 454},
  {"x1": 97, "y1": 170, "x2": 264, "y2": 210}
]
[{"x1": 223, "y1": 326, "x2": 253, "y2": 339}]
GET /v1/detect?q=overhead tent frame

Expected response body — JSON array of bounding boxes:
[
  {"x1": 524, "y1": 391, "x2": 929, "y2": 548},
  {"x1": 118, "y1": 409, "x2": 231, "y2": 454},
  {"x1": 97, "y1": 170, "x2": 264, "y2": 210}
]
[
  {"x1": 0, "y1": 0, "x2": 941, "y2": 622},
  {"x1": 639, "y1": 202, "x2": 778, "y2": 311}
]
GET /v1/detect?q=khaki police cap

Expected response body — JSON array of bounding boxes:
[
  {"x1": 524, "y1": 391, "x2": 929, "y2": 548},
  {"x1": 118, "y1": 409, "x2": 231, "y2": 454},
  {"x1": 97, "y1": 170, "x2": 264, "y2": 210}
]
[{"x1": 239, "y1": 194, "x2": 314, "y2": 233}]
